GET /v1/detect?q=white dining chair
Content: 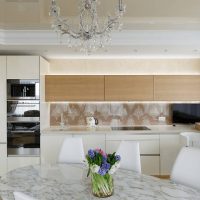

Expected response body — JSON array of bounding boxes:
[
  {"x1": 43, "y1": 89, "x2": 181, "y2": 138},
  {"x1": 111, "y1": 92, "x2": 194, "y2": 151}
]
[
  {"x1": 180, "y1": 132, "x2": 200, "y2": 148},
  {"x1": 171, "y1": 147, "x2": 200, "y2": 190},
  {"x1": 58, "y1": 137, "x2": 85, "y2": 164},
  {"x1": 116, "y1": 141, "x2": 141, "y2": 173},
  {"x1": 14, "y1": 192, "x2": 37, "y2": 200}
]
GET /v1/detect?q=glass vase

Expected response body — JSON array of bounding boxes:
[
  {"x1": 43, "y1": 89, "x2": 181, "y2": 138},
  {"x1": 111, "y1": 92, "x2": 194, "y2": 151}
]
[{"x1": 91, "y1": 173, "x2": 114, "y2": 198}]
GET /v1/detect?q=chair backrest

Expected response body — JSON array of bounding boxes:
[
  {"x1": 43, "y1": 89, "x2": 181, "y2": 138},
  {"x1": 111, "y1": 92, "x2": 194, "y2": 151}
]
[
  {"x1": 58, "y1": 137, "x2": 85, "y2": 164},
  {"x1": 116, "y1": 141, "x2": 141, "y2": 173},
  {"x1": 14, "y1": 192, "x2": 37, "y2": 200},
  {"x1": 180, "y1": 132, "x2": 200, "y2": 148},
  {"x1": 171, "y1": 147, "x2": 200, "y2": 190}
]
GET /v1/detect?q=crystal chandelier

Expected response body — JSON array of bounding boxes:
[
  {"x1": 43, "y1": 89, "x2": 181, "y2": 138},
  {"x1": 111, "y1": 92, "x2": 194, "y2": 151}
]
[{"x1": 50, "y1": 0, "x2": 125, "y2": 53}]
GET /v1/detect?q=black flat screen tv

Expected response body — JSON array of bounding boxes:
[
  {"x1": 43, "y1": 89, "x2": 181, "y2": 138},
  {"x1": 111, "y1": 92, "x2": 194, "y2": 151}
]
[{"x1": 172, "y1": 104, "x2": 200, "y2": 124}]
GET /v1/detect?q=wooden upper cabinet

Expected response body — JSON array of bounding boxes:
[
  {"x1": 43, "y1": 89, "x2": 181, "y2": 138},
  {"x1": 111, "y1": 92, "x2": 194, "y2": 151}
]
[
  {"x1": 45, "y1": 75, "x2": 104, "y2": 101},
  {"x1": 154, "y1": 76, "x2": 200, "y2": 101},
  {"x1": 105, "y1": 76, "x2": 154, "y2": 101}
]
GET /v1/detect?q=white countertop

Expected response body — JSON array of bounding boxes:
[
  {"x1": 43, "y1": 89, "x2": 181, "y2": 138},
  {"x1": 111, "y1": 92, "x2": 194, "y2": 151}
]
[{"x1": 41, "y1": 124, "x2": 200, "y2": 135}]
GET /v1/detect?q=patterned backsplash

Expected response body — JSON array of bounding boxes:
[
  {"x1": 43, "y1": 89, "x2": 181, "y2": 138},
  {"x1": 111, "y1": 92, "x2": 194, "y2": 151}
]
[{"x1": 50, "y1": 103, "x2": 172, "y2": 126}]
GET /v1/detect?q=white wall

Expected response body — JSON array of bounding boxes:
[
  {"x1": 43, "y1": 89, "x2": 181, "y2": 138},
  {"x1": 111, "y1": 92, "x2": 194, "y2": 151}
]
[{"x1": 49, "y1": 59, "x2": 200, "y2": 75}]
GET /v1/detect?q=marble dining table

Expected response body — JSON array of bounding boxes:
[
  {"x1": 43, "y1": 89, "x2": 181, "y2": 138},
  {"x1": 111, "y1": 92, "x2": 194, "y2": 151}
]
[{"x1": 0, "y1": 164, "x2": 200, "y2": 200}]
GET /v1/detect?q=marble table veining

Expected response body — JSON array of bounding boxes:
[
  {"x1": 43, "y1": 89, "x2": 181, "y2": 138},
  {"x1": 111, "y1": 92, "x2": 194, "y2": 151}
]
[{"x1": 0, "y1": 164, "x2": 200, "y2": 200}]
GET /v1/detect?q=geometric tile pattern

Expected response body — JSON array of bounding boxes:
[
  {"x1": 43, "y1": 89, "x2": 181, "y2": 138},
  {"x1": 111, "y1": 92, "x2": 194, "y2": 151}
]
[{"x1": 50, "y1": 103, "x2": 171, "y2": 126}]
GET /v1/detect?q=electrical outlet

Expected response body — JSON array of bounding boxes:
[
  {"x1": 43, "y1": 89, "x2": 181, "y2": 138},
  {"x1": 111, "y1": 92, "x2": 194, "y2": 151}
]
[{"x1": 158, "y1": 116, "x2": 166, "y2": 122}]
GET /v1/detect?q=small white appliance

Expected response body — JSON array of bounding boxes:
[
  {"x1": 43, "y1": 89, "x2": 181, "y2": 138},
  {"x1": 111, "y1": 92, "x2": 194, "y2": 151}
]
[{"x1": 86, "y1": 117, "x2": 98, "y2": 127}]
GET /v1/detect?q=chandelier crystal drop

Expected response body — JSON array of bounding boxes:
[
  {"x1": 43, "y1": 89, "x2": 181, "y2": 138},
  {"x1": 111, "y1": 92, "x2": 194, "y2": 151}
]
[{"x1": 50, "y1": 0, "x2": 126, "y2": 53}]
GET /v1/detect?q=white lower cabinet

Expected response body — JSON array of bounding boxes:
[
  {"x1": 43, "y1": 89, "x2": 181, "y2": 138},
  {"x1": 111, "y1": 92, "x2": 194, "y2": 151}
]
[
  {"x1": 41, "y1": 134, "x2": 72, "y2": 164},
  {"x1": 0, "y1": 144, "x2": 7, "y2": 176},
  {"x1": 7, "y1": 157, "x2": 40, "y2": 172},
  {"x1": 40, "y1": 133, "x2": 183, "y2": 176},
  {"x1": 41, "y1": 134, "x2": 105, "y2": 164},
  {"x1": 141, "y1": 156, "x2": 160, "y2": 175},
  {"x1": 106, "y1": 134, "x2": 160, "y2": 175},
  {"x1": 160, "y1": 134, "x2": 181, "y2": 176}
]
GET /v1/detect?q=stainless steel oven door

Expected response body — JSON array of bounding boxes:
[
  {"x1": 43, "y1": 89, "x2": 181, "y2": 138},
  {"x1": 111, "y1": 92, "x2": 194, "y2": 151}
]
[
  {"x1": 7, "y1": 100, "x2": 40, "y2": 123},
  {"x1": 7, "y1": 122, "x2": 40, "y2": 156}
]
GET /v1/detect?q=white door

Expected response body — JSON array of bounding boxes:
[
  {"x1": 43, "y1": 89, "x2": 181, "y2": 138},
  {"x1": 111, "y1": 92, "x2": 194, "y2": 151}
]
[
  {"x1": 40, "y1": 134, "x2": 72, "y2": 164},
  {"x1": 7, "y1": 56, "x2": 39, "y2": 79},
  {"x1": 160, "y1": 134, "x2": 181, "y2": 175},
  {"x1": 0, "y1": 144, "x2": 7, "y2": 176}
]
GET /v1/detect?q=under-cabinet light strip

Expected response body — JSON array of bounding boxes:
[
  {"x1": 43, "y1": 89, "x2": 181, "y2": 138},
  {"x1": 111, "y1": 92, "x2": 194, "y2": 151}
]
[{"x1": 48, "y1": 101, "x2": 200, "y2": 104}]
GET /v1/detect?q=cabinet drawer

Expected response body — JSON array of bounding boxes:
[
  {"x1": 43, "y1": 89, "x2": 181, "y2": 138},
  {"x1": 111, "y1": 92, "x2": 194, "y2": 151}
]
[
  {"x1": 106, "y1": 140, "x2": 159, "y2": 154},
  {"x1": 141, "y1": 156, "x2": 160, "y2": 175},
  {"x1": 106, "y1": 134, "x2": 159, "y2": 141},
  {"x1": 7, "y1": 157, "x2": 40, "y2": 172}
]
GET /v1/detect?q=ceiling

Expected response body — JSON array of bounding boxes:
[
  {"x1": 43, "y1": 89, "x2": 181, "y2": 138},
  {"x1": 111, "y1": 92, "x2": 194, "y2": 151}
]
[{"x1": 1, "y1": 0, "x2": 200, "y2": 58}]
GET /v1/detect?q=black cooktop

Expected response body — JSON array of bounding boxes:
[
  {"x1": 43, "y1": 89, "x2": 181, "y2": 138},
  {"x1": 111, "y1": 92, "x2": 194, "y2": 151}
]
[{"x1": 111, "y1": 126, "x2": 151, "y2": 131}]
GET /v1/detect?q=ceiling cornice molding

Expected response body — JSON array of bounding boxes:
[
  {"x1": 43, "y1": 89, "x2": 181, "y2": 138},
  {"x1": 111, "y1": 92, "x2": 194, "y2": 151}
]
[
  {"x1": 1, "y1": 29, "x2": 200, "y2": 46},
  {"x1": 1, "y1": 17, "x2": 200, "y2": 30}
]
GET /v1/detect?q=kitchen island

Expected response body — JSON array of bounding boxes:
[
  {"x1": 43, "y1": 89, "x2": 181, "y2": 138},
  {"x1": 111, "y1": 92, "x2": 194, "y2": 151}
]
[{"x1": 41, "y1": 125, "x2": 199, "y2": 176}]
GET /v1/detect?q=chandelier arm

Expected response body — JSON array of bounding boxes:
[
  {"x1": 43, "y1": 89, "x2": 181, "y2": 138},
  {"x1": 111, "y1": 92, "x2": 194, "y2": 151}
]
[
  {"x1": 54, "y1": 18, "x2": 82, "y2": 39},
  {"x1": 61, "y1": 30, "x2": 82, "y2": 39},
  {"x1": 95, "y1": 16, "x2": 120, "y2": 35}
]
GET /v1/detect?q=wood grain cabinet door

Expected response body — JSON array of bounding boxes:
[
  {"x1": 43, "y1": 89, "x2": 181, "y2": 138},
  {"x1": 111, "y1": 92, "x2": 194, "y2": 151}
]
[
  {"x1": 154, "y1": 75, "x2": 200, "y2": 101},
  {"x1": 45, "y1": 75, "x2": 104, "y2": 101},
  {"x1": 105, "y1": 75, "x2": 154, "y2": 101}
]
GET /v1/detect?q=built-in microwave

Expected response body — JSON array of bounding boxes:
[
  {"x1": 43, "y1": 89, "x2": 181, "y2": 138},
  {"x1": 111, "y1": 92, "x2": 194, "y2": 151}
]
[{"x1": 7, "y1": 79, "x2": 39, "y2": 100}]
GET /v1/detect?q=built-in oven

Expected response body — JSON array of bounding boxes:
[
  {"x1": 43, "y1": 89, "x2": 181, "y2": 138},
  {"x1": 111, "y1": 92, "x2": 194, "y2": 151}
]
[
  {"x1": 7, "y1": 92, "x2": 40, "y2": 156},
  {"x1": 7, "y1": 100, "x2": 40, "y2": 123},
  {"x1": 7, "y1": 79, "x2": 39, "y2": 100},
  {"x1": 7, "y1": 122, "x2": 40, "y2": 156}
]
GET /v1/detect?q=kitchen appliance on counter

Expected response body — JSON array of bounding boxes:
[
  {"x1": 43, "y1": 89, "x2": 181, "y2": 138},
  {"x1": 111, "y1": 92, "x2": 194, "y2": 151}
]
[
  {"x1": 86, "y1": 117, "x2": 98, "y2": 127},
  {"x1": 7, "y1": 79, "x2": 39, "y2": 100},
  {"x1": 7, "y1": 79, "x2": 40, "y2": 156}
]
